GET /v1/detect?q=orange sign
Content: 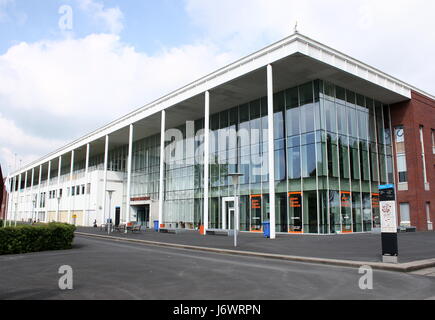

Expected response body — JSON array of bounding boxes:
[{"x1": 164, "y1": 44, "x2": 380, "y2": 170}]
[
  {"x1": 288, "y1": 192, "x2": 302, "y2": 208},
  {"x1": 372, "y1": 193, "x2": 379, "y2": 208},
  {"x1": 131, "y1": 196, "x2": 151, "y2": 202},
  {"x1": 340, "y1": 191, "x2": 351, "y2": 207},
  {"x1": 251, "y1": 195, "x2": 261, "y2": 209}
]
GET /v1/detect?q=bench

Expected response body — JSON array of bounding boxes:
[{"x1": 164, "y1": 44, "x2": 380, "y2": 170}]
[
  {"x1": 159, "y1": 228, "x2": 179, "y2": 234},
  {"x1": 205, "y1": 229, "x2": 234, "y2": 237},
  {"x1": 113, "y1": 224, "x2": 126, "y2": 232},
  {"x1": 125, "y1": 224, "x2": 142, "y2": 233}
]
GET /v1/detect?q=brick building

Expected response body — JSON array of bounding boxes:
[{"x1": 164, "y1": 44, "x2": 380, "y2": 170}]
[{"x1": 390, "y1": 91, "x2": 435, "y2": 231}]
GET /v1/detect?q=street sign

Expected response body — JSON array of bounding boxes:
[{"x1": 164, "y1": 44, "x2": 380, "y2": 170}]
[{"x1": 379, "y1": 184, "x2": 398, "y2": 263}]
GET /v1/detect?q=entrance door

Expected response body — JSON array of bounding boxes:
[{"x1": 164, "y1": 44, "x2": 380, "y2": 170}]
[
  {"x1": 222, "y1": 197, "x2": 236, "y2": 230},
  {"x1": 137, "y1": 205, "x2": 150, "y2": 227},
  {"x1": 115, "y1": 207, "x2": 120, "y2": 226}
]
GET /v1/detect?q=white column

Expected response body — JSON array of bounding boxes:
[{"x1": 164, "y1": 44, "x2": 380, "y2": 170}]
[
  {"x1": 102, "y1": 135, "x2": 109, "y2": 225},
  {"x1": 46, "y1": 160, "x2": 51, "y2": 222},
  {"x1": 16, "y1": 173, "x2": 21, "y2": 224},
  {"x1": 57, "y1": 156, "x2": 62, "y2": 222},
  {"x1": 31, "y1": 168, "x2": 34, "y2": 222},
  {"x1": 10, "y1": 176, "x2": 16, "y2": 225},
  {"x1": 24, "y1": 171, "x2": 28, "y2": 221},
  {"x1": 267, "y1": 64, "x2": 276, "y2": 239},
  {"x1": 126, "y1": 124, "x2": 134, "y2": 224},
  {"x1": 68, "y1": 151, "x2": 74, "y2": 224},
  {"x1": 203, "y1": 91, "x2": 210, "y2": 233},
  {"x1": 37, "y1": 165, "x2": 42, "y2": 222},
  {"x1": 84, "y1": 143, "x2": 90, "y2": 226},
  {"x1": 6, "y1": 176, "x2": 12, "y2": 223},
  {"x1": 158, "y1": 111, "x2": 166, "y2": 230}
]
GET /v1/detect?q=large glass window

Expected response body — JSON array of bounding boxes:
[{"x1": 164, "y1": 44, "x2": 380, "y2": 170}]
[
  {"x1": 142, "y1": 79, "x2": 393, "y2": 234},
  {"x1": 399, "y1": 202, "x2": 410, "y2": 226},
  {"x1": 394, "y1": 126, "x2": 407, "y2": 183}
]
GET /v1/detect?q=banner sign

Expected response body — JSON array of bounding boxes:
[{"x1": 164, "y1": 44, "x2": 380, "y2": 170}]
[
  {"x1": 379, "y1": 184, "x2": 398, "y2": 260},
  {"x1": 380, "y1": 201, "x2": 397, "y2": 233},
  {"x1": 379, "y1": 184, "x2": 397, "y2": 234}
]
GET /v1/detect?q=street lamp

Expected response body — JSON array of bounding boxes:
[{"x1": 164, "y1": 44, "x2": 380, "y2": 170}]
[
  {"x1": 227, "y1": 173, "x2": 243, "y2": 247},
  {"x1": 106, "y1": 190, "x2": 115, "y2": 235}
]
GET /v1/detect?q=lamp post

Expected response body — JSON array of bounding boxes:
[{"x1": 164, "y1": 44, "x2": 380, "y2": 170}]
[
  {"x1": 106, "y1": 190, "x2": 115, "y2": 235},
  {"x1": 227, "y1": 173, "x2": 243, "y2": 247}
]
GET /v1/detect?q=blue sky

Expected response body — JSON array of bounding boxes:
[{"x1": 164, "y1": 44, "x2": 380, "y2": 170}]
[
  {"x1": 0, "y1": 0, "x2": 434, "y2": 174},
  {"x1": 0, "y1": 0, "x2": 196, "y2": 54}
]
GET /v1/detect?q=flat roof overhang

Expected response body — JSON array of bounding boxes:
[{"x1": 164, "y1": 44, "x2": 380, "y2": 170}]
[{"x1": 11, "y1": 33, "x2": 433, "y2": 177}]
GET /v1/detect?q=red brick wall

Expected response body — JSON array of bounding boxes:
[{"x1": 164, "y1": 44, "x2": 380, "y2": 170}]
[{"x1": 390, "y1": 91, "x2": 435, "y2": 231}]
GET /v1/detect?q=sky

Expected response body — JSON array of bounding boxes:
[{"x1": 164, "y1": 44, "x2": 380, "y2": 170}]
[{"x1": 1, "y1": 0, "x2": 434, "y2": 176}]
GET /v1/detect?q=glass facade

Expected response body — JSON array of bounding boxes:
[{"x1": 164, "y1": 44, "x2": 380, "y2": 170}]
[
  {"x1": 126, "y1": 79, "x2": 392, "y2": 234},
  {"x1": 33, "y1": 79, "x2": 392, "y2": 234}
]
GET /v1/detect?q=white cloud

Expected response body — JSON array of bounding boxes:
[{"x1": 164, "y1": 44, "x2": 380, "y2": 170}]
[
  {"x1": 77, "y1": 0, "x2": 124, "y2": 34},
  {"x1": 0, "y1": 114, "x2": 64, "y2": 174},
  {"x1": 0, "y1": 33, "x2": 233, "y2": 171},
  {"x1": 186, "y1": 0, "x2": 435, "y2": 94}
]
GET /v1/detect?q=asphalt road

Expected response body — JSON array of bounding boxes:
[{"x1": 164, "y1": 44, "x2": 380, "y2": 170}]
[{"x1": 0, "y1": 235, "x2": 434, "y2": 300}]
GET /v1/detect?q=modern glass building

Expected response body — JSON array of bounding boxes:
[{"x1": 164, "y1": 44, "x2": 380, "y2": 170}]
[{"x1": 5, "y1": 32, "x2": 435, "y2": 236}]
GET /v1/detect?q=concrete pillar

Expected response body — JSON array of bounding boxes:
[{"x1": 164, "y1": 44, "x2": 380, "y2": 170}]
[
  {"x1": 126, "y1": 124, "x2": 134, "y2": 225},
  {"x1": 267, "y1": 64, "x2": 276, "y2": 239},
  {"x1": 37, "y1": 165, "x2": 42, "y2": 222},
  {"x1": 84, "y1": 143, "x2": 90, "y2": 226},
  {"x1": 24, "y1": 171, "x2": 28, "y2": 221},
  {"x1": 203, "y1": 91, "x2": 210, "y2": 233},
  {"x1": 46, "y1": 160, "x2": 51, "y2": 222},
  {"x1": 102, "y1": 135, "x2": 109, "y2": 225},
  {"x1": 68, "y1": 151, "x2": 75, "y2": 224},
  {"x1": 57, "y1": 156, "x2": 62, "y2": 222},
  {"x1": 31, "y1": 168, "x2": 34, "y2": 222},
  {"x1": 158, "y1": 111, "x2": 166, "y2": 230}
]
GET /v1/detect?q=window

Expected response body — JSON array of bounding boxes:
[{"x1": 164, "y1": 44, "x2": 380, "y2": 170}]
[
  {"x1": 419, "y1": 126, "x2": 429, "y2": 190},
  {"x1": 86, "y1": 183, "x2": 91, "y2": 194},
  {"x1": 394, "y1": 126, "x2": 407, "y2": 183},
  {"x1": 399, "y1": 203, "x2": 410, "y2": 226},
  {"x1": 432, "y1": 129, "x2": 435, "y2": 154},
  {"x1": 81, "y1": 184, "x2": 85, "y2": 195}
]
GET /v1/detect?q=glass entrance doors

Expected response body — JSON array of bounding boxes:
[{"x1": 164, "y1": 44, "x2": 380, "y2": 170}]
[{"x1": 136, "y1": 204, "x2": 150, "y2": 228}]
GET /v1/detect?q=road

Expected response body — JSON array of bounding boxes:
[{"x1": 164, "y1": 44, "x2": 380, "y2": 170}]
[{"x1": 0, "y1": 235, "x2": 434, "y2": 300}]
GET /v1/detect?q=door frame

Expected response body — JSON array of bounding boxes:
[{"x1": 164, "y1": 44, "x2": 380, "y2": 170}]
[{"x1": 221, "y1": 197, "x2": 236, "y2": 230}]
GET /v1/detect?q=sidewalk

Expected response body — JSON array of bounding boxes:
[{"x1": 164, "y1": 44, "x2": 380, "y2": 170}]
[{"x1": 75, "y1": 227, "x2": 435, "y2": 271}]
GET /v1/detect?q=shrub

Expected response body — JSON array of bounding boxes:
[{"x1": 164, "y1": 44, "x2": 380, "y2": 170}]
[{"x1": 0, "y1": 223, "x2": 76, "y2": 255}]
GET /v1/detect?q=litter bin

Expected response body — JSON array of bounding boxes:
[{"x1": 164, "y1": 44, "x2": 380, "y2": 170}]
[
  {"x1": 262, "y1": 221, "x2": 270, "y2": 238},
  {"x1": 153, "y1": 220, "x2": 159, "y2": 232}
]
